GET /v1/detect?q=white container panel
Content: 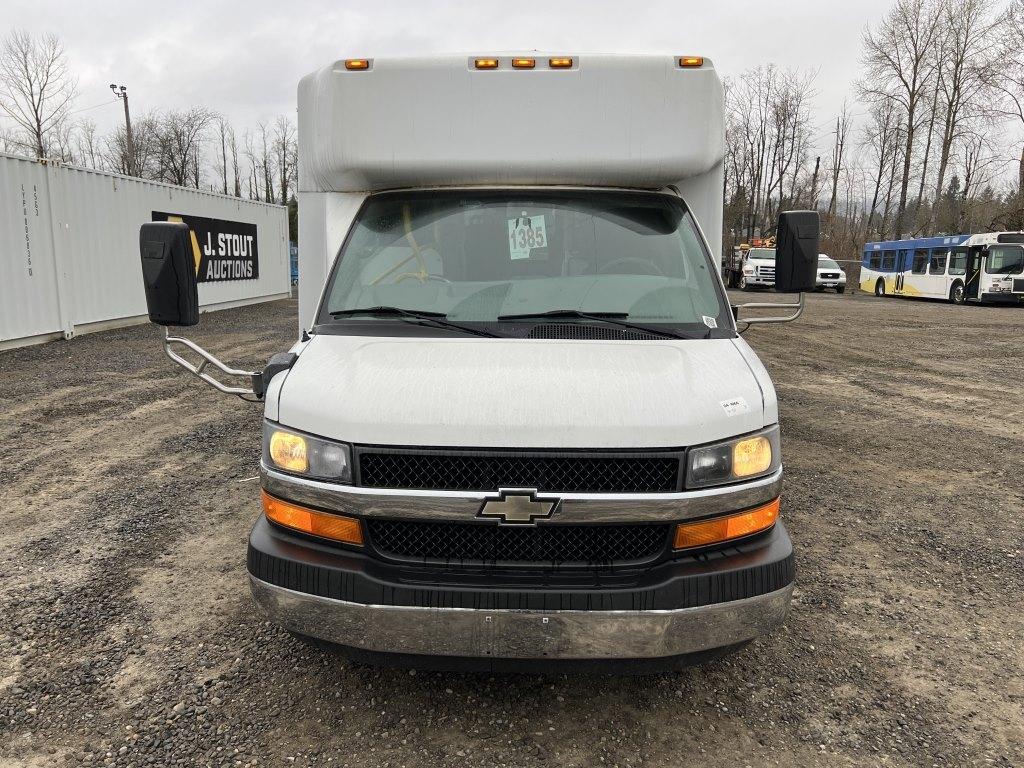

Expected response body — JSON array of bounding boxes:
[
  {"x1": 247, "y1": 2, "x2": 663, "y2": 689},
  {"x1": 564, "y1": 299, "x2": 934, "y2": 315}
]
[
  {"x1": 1, "y1": 154, "x2": 291, "y2": 349},
  {"x1": 0, "y1": 156, "x2": 63, "y2": 342}
]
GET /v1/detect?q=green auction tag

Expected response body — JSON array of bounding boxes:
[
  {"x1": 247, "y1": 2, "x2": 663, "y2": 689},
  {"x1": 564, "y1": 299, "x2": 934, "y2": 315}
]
[{"x1": 507, "y1": 214, "x2": 547, "y2": 260}]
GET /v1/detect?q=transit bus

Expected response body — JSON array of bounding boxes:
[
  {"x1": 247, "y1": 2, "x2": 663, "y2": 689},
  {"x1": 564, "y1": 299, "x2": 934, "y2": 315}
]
[{"x1": 861, "y1": 233, "x2": 1024, "y2": 305}]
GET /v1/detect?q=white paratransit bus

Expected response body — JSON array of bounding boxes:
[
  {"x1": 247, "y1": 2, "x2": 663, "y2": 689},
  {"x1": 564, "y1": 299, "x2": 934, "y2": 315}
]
[
  {"x1": 861, "y1": 232, "x2": 1024, "y2": 305},
  {"x1": 136, "y1": 53, "x2": 821, "y2": 672}
]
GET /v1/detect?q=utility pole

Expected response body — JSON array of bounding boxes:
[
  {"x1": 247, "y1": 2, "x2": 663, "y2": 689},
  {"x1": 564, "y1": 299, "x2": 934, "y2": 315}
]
[{"x1": 110, "y1": 84, "x2": 135, "y2": 176}]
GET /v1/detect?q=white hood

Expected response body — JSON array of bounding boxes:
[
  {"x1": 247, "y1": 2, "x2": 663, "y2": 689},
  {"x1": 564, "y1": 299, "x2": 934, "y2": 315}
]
[{"x1": 272, "y1": 335, "x2": 774, "y2": 449}]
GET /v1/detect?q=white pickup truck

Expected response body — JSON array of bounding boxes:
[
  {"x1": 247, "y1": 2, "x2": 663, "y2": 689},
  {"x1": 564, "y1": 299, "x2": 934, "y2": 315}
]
[
  {"x1": 740, "y1": 247, "x2": 778, "y2": 290},
  {"x1": 816, "y1": 254, "x2": 847, "y2": 293},
  {"x1": 137, "y1": 54, "x2": 819, "y2": 672}
]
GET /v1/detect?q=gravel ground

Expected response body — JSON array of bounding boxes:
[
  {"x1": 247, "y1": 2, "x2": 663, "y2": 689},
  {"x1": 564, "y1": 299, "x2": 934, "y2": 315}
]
[{"x1": 0, "y1": 290, "x2": 1021, "y2": 767}]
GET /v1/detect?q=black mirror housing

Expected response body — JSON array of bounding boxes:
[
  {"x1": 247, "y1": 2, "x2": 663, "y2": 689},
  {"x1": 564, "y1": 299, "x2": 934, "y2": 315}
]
[
  {"x1": 774, "y1": 211, "x2": 819, "y2": 293},
  {"x1": 139, "y1": 222, "x2": 199, "y2": 326}
]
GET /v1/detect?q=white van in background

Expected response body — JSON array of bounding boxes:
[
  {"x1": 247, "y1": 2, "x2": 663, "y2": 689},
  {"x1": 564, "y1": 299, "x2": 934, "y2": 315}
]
[{"x1": 137, "y1": 54, "x2": 820, "y2": 671}]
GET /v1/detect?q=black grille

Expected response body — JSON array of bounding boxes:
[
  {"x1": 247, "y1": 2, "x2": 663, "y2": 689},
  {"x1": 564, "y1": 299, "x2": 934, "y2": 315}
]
[
  {"x1": 527, "y1": 323, "x2": 663, "y2": 341},
  {"x1": 367, "y1": 519, "x2": 670, "y2": 566},
  {"x1": 356, "y1": 451, "x2": 681, "y2": 493},
  {"x1": 821, "y1": 272, "x2": 840, "y2": 279}
]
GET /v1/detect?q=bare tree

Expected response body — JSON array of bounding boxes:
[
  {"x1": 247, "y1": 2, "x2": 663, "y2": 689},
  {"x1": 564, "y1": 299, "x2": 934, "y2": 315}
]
[
  {"x1": 215, "y1": 116, "x2": 231, "y2": 194},
  {"x1": 104, "y1": 111, "x2": 160, "y2": 179},
  {"x1": 243, "y1": 129, "x2": 258, "y2": 199},
  {"x1": 932, "y1": 0, "x2": 1001, "y2": 217},
  {"x1": 75, "y1": 118, "x2": 102, "y2": 169},
  {"x1": 991, "y1": 0, "x2": 1024, "y2": 191},
  {"x1": 0, "y1": 30, "x2": 77, "y2": 159},
  {"x1": 0, "y1": 124, "x2": 18, "y2": 153},
  {"x1": 47, "y1": 118, "x2": 77, "y2": 163},
  {"x1": 827, "y1": 102, "x2": 852, "y2": 216},
  {"x1": 724, "y1": 65, "x2": 816, "y2": 243},
  {"x1": 860, "y1": 100, "x2": 900, "y2": 236},
  {"x1": 155, "y1": 107, "x2": 215, "y2": 186},
  {"x1": 273, "y1": 115, "x2": 297, "y2": 206},
  {"x1": 229, "y1": 125, "x2": 241, "y2": 197},
  {"x1": 859, "y1": 0, "x2": 944, "y2": 238},
  {"x1": 912, "y1": 85, "x2": 941, "y2": 230}
]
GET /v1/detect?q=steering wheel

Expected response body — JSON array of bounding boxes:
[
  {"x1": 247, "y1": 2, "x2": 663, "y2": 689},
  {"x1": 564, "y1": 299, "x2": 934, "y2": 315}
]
[{"x1": 598, "y1": 257, "x2": 665, "y2": 276}]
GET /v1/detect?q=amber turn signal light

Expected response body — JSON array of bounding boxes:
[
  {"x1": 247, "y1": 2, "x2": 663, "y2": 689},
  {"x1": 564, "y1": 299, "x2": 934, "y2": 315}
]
[
  {"x1": 512, "y1": 57, "x2": 536, "y2": 69},
  {"x1": 548, "y1": 57, "x2": 573, "y2": 68},
  {"x1": 673, "y1": 498, "x2": 779, "y2": 550},
  {"x1": 678, "y1": 56, "x2": 704, "y2": 68},
  {"x1": 262, "y1": 491, "x2": 363, "y2": 545},
  {"x1": 474, "y1": 58, "x2": 500, "y2": 69},
  {"x1": 344, "y1": 59, "x2": 370, "y2": 71}
]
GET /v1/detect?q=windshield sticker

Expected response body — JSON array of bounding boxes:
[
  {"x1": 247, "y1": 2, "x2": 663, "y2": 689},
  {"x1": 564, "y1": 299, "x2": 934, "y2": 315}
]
[
  {"x1": 720, "y1": 397, "x2": 749, "y2": 416},
  {"x1": 702, "y1": 315, "x2": 718, "y2": 329},
  {"x1": 508, "y1": 214, "x2": 547, "y2": 260}
]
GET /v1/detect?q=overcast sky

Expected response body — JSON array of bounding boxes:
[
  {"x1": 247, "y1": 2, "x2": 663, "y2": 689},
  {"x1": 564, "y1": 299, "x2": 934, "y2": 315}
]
[{"x1": 8, "y1": 0, "x2": 894, "y2": 150}]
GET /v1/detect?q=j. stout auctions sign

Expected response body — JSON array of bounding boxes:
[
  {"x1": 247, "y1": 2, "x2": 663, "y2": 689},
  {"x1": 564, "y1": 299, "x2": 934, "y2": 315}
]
[{"x1": 152, "y1": 211, "x2": 259, "y2": 282}]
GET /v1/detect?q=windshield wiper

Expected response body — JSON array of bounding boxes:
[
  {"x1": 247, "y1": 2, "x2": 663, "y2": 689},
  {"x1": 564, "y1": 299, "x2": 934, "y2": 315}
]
[
  {"x1": 329, "y1": 305, "x2": 499, "y2": 338},
  {"x1": 496, "y1": 309, "x2": 699, "y2": 340}
]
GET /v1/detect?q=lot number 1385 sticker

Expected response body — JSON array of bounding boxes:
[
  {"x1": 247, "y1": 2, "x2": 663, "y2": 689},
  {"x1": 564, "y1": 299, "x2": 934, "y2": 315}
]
[{"x1": 508, "y1": 214, "x2": 547, "y2": 260}]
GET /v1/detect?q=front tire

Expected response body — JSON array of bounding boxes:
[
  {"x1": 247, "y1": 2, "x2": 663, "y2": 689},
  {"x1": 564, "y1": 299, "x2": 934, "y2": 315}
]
[
  {"x1": 874, "y1": 278, "x2": 886, "y2": 297},
  {"x1": 950, "y1": 281, "x2": 966, "y2": 305},
  {"x1": 836, "y1": 285, "x2": 846, "y2": 294},
  {"x1": 740, "y1": 275, "x2": 752, "y2": 291}
]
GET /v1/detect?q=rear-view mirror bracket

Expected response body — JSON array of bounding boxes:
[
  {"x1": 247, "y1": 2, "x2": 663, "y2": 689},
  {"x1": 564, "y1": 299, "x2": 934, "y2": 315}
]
[
  {"x1": 163, "y1": 327, "x2": 263, "y2": 400},
  {"x1": 733, "y1": 292, "x2": 806, "y2": 327}
]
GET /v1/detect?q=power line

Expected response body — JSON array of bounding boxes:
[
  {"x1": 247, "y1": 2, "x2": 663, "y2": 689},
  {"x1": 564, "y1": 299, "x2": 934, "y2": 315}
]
[{"x1": 70, "y1": 98, "x2": 119, "y2": 116}]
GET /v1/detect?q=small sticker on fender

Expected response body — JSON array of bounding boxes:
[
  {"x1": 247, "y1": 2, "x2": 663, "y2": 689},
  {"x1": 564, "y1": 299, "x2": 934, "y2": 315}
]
[{"x1": 720, "y1": 397, "x2": 749, "y2": 416}]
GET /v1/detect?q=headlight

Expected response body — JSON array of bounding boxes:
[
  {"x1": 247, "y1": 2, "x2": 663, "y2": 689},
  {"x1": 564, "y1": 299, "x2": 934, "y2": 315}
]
[
  {"x1": 686, "y1": 426, "x2": 781, "y2": 488},
  {"x1": 743, "y1": 267, "x2": 754, "y2": 274},
  {"x1": 263, "y1": 421, "x2": 352, "y2": 483}
]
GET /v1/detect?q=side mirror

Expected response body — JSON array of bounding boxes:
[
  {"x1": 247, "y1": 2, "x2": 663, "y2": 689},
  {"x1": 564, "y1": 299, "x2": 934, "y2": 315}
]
[
  {"x1": 139, "y1": 222, "x2": 199, "y2": 326},
  {"x1": 774, "y1": 211, "x2": 819, "y2": 293},
  {"x1": 139, "y1": 221, "x2": 287, "y2": 399}
]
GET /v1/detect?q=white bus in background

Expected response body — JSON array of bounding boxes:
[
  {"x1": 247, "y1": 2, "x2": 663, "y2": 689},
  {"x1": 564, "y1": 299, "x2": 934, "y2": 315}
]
[{"x1": 861, "y1": 232, "x2": 1024, "y2": 305}]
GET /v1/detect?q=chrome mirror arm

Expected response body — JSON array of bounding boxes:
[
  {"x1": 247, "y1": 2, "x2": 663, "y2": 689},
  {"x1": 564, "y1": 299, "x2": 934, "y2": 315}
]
[
  {"x1": 163, "y1": 327, "x2": 259, "y2": 397},
  {"x1": 734, "y1": 292, "x2": 805, "y2": 326}
]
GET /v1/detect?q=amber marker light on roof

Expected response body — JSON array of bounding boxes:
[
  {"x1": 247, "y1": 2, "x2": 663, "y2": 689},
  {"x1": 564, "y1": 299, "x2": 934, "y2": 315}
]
[
  {"x1": 344, "y1": 59, "x2": 370, "y2": 71},
  {"x1": 474, "y1": 58, "x2": 500, "y2": 69},
  {"x1": 679, "y1": 56, "x2": 704, "y2": 68},
  {"x1": 512, "y1": 57, "x2": 536, "y2": 69},
  {"x1": 262, "y1": 491, "x2": 364, "y2": 546},
  {"x1": 548, "y1": 57, "x2": 574, "y2": 68},
  {"x1": 673, "y1": 498, "x2": 780, "y2": 551}
]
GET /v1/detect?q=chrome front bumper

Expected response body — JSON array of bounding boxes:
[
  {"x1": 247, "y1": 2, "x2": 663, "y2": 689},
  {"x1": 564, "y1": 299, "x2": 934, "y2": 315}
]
[{"x1": 250, "y1": 576, "x2": 793, "y2": 660}]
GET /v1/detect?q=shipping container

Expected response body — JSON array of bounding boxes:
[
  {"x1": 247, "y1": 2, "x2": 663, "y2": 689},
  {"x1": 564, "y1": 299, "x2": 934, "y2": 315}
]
[{"x1": 1, "y1": 153, "x2": 290, "y2": 349}]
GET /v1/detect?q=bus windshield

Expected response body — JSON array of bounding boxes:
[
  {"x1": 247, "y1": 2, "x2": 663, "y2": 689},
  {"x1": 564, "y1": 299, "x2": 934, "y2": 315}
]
[
  {"x1": 318, "y1": 189, "x2": 731, "y2": 335},
  {"x1": 987, "y1": 245, "x2": 1024, "y2": 275}
]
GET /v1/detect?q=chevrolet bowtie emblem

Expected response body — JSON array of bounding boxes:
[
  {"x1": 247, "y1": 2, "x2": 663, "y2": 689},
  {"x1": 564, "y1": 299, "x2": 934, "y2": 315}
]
[{"x1": 477, "y1": 488, "x2": 561, "y2": 525}]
